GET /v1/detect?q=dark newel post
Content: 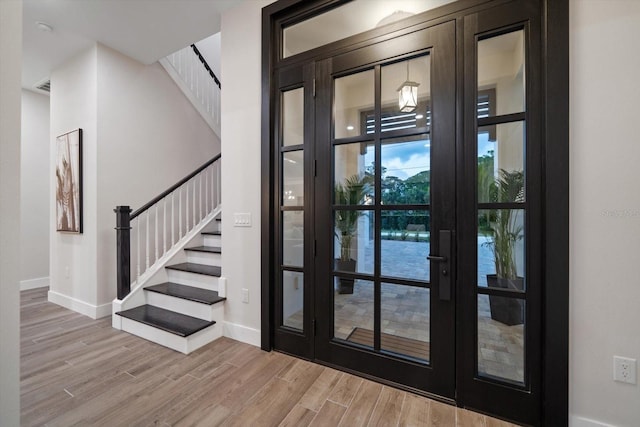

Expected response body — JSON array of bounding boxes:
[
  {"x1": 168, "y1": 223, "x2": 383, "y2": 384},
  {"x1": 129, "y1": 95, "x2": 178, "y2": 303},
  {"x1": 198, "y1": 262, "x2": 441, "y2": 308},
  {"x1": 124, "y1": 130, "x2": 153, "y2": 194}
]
[{"x1": 115, "y1": 206, "x2": 132, "y2": 300}]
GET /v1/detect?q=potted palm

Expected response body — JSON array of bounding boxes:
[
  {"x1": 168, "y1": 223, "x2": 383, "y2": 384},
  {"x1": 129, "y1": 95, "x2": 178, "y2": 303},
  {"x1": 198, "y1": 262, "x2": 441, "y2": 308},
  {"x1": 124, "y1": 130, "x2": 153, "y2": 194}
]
[
  {"x1": 335, "y1": 174, "x2": 370, "y2": 294},
  {"x1": 484, "y1": 169, "x2": 525, "y2": 325}
]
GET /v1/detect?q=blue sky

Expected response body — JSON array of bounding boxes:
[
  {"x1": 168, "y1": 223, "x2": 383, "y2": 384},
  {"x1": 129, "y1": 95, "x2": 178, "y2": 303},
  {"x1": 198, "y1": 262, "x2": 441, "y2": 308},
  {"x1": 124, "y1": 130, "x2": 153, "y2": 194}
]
[{"x1": 363, "y1": 133, "x2": 495, "y2": 180}]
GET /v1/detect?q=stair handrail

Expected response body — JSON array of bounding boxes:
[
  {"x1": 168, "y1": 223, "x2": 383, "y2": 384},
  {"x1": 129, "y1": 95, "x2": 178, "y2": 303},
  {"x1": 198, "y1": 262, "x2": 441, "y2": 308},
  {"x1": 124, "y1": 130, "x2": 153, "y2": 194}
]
[
  {"x1": 190, "y1": 44, "x2": 221, "y2": 89},
  {"x1": 131, "y1": 153, "x2": 221, "y2": 220},
  {"x1": 115, "y1": 154, "x2": 222, "y2": 300}
]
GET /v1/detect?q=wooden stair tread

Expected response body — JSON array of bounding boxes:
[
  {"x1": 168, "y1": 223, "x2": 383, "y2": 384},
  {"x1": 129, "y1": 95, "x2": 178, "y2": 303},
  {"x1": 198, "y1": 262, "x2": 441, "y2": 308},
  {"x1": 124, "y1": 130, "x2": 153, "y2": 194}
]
[
  {"x1": 145, "y1": 282, "x2": 225, "y2": 305},
  {"x1": 201, "y1": 231, "x2": 221, "y2": 236},
  {"x1": 185, "y1": 246, "x2": 221, "y2": 254},
  {"x1": 116, "y1": 305, "x2": 215, "y2": 337},
  {"x1": 165, "y1": 263, "x2": 221, "y2": 277}
]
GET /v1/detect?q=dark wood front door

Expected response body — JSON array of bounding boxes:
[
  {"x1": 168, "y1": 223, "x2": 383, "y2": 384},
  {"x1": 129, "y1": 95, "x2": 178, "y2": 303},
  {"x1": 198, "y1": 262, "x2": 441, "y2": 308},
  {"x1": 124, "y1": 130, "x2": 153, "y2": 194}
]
[{"x1": 313, "y1": 22, "x2": 457, "y2": 399}]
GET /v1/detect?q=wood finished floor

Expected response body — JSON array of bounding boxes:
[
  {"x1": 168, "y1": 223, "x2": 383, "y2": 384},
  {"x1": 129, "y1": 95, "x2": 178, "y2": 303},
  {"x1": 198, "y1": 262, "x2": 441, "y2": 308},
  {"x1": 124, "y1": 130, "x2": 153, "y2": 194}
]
[{"x1": 21, "y1": 288, "x2": 521, "y2": 427}]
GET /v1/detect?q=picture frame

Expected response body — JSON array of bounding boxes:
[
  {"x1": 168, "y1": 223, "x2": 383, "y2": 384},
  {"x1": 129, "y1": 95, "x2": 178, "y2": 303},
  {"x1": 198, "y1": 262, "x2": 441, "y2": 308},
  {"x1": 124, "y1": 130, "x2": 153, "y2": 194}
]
[{"x1": 55, "y1": 128, "x2": 83, "y2": 233}]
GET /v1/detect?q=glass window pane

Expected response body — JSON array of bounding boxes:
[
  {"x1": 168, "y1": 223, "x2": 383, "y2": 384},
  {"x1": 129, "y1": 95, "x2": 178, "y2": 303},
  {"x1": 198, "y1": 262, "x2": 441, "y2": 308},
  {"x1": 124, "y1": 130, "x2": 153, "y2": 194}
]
[
  {"x1": 381, "y1": 283, "x2": 430, "y2": 362},
  {"x1": 380, "y1": 56, "x2": 431, "y2": 132},
  {"x1": 282, "y1": 88, "x2": 304, "y2": 147},
  {"x1": 381, "y1": 210, "x2": 430, "y2": 281},
  {"x1": 283, "y1": 0, "x2": 456, "y2": 58},
  {"x1": 381, "y1": 134, "x2": 431, "y2": 205},
  {"x1": 477, "y1": 30, "x2": 525, "y2": 117},
  {"x1": 282, "y1": 271, "x2": 303, "y2": 330},
  {"x1": 334, "y1": 143, "x2": 374, "y2": 205},
  {"x1": 335, "y1": 70, "x2": 374, "y2": 139},
  {"x1": 477, "y1": 122, "x2": 525, "y2": 203},
  {"x1": 334, "y1": 210, "x2": 374, "y2": 276},
  {"x1": 478, "y1": 209, "x2": 525, "y2": 291},
  {"x1": 283, "y1": 151, "x2": 304, "y2": 206},
  {"x1": 282, "y1": 211, "x2": 303, "y2": 267},
  {"x1": 478, "y1": 294, "x2": 525, "y2": 384},
  {"x1": 334, "y1": 278, "x2": 374, "y2": 343}
]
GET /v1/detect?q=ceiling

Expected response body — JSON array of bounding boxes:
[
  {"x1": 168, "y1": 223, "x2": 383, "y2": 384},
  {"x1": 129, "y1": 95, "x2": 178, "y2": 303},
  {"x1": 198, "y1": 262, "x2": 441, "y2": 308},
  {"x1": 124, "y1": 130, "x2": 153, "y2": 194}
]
[{"x1": 22, "y1": 0, "x2": 244, "y2": 91}]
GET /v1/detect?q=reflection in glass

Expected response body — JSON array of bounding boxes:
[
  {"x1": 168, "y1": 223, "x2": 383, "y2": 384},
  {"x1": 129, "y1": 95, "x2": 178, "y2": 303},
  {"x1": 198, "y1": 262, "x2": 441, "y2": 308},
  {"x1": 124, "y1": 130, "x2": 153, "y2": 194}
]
[
  {"x1": 381, "y1": 56, "x2": 431, "y2": 132},
  {"x1": 381, "y1": 134, "x2": 431, "y2": 205},
  {"x1": 282, "y1": 271, "x2": 304, "y2": 330},
  {"x1": 478, "y1": 30, "x2": 525, "y2": 117},
  {"x1": 283, "y1": 0, "x2": 456, "y2": 58},
  {"x1": 335, "y1": 70, "x2": 374, "y2": 139},
  {"x1": 381, "y1": 283, "x2": 430, "y2": 362},
  {"x1": 283, "y1": 151, "x2": 304, "y2": 206},
  {"x1": 334, "y1": 278, "x2": 374, "y2": 343},
  {"x1": 282, "y1": 211, "x2": 303, "y2": 267},
  {"x1": 478, "y1": 294, "x2": 525, "y2": 384},
  {"x1": 478, "y1": 209, "x2": 525, "y2": 290},
  {"x1": 477, "y1": 121, "x2": 525, "y2": 203},
  {"x1": 334, "y1": 143, "x2": 374, "y2": 205},
  {"x1": 381, "y1": 210, "x2": 430, "y2": 281},
  {"x1": 282, "y1": 88, "x2": 304, "y2": 146},
  {"x1": 334, "y1": 210, "x2": 374, "y2": 276}
]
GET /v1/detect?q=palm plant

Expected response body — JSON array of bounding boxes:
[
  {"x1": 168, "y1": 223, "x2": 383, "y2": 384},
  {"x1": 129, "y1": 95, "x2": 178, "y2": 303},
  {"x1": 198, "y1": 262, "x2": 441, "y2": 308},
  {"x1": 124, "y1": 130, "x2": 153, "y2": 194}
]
[
  {"x1": 485, "y1": 169, "x2": 524, "y2": 280},
  {"x1": 334, "y1": 174, "x2": 371, "y2": 262}
]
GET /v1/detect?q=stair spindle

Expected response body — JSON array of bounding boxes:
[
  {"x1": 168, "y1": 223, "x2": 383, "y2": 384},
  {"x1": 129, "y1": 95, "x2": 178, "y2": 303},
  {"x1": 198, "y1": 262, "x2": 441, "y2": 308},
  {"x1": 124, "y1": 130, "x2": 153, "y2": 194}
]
[
  {"x1": 136, "y1": 217, "x2": 141, "y2": 280},
  {"x1": 146, "y1": 211, "x2": 150, "y2": 269},
  {"x1": 155, "y1": 205, "x2": 159, "y2": 263},
  {"x1": 179, "y1": 187, "x2": 183, "y2": 239},
  {"x1": 163, "y1": 198, "x2": 167, "y2": 253}
]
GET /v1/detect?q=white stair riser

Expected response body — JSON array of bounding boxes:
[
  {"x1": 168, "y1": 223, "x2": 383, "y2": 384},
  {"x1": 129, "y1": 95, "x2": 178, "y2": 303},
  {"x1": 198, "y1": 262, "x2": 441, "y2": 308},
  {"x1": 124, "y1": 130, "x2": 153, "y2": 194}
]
[
  {"x1": 166, "y1": 269, "x2": 219, "y2": 290},
  {"x1": 120, "y1": 317, "x2": 222, "y2": 354},
  {"x1": 186, "y1": 251, "x2": 221, "y2": 266},
  {"x1": 203, "y1": 235, "x2": 221, "y2": 247},
  {"x1": 146, "y1": 291, "x2": 224, "y2": 322}
]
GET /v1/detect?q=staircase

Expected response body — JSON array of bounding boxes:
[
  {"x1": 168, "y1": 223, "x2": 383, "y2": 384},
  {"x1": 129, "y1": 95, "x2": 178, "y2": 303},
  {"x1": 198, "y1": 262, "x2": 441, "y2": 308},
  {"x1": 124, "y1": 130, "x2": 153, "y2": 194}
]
[
  {"x1": 116, "y1": 218, "x2": 224, "y2": 354},
  {"x1": 113, "y1": 43, "x2": 224, "y2": 353}
]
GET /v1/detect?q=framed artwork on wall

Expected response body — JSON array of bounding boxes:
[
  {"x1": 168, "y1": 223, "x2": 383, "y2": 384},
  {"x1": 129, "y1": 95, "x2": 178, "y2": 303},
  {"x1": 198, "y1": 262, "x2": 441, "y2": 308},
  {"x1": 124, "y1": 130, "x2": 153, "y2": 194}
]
[{"x1": 55, "y1": 128, "x2": 83, "y2": 233}]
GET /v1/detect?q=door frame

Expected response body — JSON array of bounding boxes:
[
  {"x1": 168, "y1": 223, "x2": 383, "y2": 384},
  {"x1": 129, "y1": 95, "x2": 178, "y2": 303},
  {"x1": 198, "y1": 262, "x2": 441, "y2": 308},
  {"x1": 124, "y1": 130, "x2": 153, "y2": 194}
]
[{"x1": 261, "y1": 0, "x2": 569, "y2": 424}]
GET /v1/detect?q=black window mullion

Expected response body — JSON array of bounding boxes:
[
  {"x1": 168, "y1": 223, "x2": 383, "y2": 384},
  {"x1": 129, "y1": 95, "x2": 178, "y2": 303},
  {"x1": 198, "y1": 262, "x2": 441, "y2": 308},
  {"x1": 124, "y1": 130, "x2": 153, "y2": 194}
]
[{"x1": 373, "y1": 63, "x2": 382, "y2": 353}]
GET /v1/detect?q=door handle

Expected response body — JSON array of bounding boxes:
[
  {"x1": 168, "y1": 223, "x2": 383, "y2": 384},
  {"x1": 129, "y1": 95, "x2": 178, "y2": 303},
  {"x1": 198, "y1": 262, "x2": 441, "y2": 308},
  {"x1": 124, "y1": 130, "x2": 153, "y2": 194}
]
[{"x1": 431, "y1": 230, "x2": 453, "y2": 301}]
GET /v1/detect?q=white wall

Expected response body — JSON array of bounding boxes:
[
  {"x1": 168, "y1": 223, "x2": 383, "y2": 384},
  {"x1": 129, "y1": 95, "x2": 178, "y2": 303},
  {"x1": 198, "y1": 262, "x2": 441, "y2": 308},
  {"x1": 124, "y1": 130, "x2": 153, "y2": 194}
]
[
  {"x1": 21, "y1": 90, "x2": 50, "y2": 289},
  {"x1": 570, "y1": 1, "x2": 640, "y2": 426},
  {"x1": 50, "y1": 46, "x2": 100, "y2": 316},
  {"x1": 0, "y1": 1, "x2": 22, "y2": 424},
  {"x1": 50, "y1": 43, "x2": 220, "y2": 318},
  {"x1": 220, "y1": 0, "x2": 272, "y2": 346}
]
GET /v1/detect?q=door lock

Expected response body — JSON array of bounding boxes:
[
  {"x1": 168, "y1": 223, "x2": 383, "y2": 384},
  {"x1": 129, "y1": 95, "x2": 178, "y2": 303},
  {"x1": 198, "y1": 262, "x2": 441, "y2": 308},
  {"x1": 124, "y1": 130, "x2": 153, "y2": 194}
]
[{"x1": 428, "y1": 230, "x2": 453, "y2": 301}]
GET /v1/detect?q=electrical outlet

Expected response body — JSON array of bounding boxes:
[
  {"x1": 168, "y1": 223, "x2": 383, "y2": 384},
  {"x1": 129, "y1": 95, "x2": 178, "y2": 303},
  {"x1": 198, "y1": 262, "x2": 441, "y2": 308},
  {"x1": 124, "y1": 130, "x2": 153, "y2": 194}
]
[
  {"x1": 613, "y1": 356, "x2": 637, "y2": 384},
  {"x1": 241, "y1": 288, "x2": 249, "y2": 303},
  {"x1": 64, "y1": 266, "x2": 70, "y2": 278}
]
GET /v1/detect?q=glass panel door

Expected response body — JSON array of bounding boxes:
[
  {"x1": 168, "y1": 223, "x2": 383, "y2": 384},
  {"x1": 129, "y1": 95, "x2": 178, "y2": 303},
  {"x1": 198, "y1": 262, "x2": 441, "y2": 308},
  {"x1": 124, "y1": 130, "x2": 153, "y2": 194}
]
[{"x1": 315, "y1": 22, "x2": 456, "y2": 397}]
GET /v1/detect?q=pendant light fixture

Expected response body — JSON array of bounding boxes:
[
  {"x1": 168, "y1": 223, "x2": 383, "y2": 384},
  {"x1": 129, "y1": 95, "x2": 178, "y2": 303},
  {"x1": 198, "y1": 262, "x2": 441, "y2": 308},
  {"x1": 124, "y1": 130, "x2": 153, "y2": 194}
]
[{"x1": 397, "y1": 60, "x2": 419, "y2": 113}]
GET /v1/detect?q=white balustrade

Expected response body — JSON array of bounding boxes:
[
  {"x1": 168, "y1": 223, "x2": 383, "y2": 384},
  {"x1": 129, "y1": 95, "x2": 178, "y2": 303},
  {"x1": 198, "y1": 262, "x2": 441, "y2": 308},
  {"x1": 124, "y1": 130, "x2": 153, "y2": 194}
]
[
  {"x1": 127, "y1": 159, "x2": 221, "y2": 289},
  {"x1": 161, "y1": 46, "x2": 221, "y2": 137}
]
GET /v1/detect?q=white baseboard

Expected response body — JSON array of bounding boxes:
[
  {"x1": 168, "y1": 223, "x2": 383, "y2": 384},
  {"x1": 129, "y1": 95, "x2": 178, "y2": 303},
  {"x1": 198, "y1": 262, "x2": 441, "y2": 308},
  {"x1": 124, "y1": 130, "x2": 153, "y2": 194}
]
[
  {"x1": 571, "y1": 415, "x2": 616, "y2": 427},
  {"x1": 20, "y1": 276, "x2": 49, "y2": 291},
  {"x1": 48, "y1": 290, "x2": 112, "y2": 320},
  {"x1": 223, "y1": 321, "x2": 260, "y2": 347}
]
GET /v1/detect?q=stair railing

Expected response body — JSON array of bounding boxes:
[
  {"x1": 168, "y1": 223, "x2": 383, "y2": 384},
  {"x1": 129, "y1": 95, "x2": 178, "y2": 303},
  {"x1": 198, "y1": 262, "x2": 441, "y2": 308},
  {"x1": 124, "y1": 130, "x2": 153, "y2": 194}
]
[
  {"x1": 161, "y1": 44, "x2": 221, "y2": 136},
  {"x1": 115, "y1": 154, "x2": 221, "y2": 299}
]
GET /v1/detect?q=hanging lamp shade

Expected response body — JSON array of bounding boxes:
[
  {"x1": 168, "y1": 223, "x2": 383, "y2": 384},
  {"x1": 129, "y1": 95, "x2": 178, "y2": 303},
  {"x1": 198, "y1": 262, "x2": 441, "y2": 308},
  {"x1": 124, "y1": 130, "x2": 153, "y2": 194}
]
[
  {"x1": 397, "y1": 80, "x2": 420, "y2": 112},
  {"x1": 398, "y1": 60, "x2": 419, "y2": 113}
]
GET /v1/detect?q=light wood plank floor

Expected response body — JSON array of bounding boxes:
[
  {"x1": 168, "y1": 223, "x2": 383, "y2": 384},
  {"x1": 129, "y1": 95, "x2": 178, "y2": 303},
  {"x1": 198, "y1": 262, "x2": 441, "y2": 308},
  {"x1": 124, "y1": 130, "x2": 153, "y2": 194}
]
[{"x1": 21, "y1": 288, "x2": 521, "y2": 426}]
